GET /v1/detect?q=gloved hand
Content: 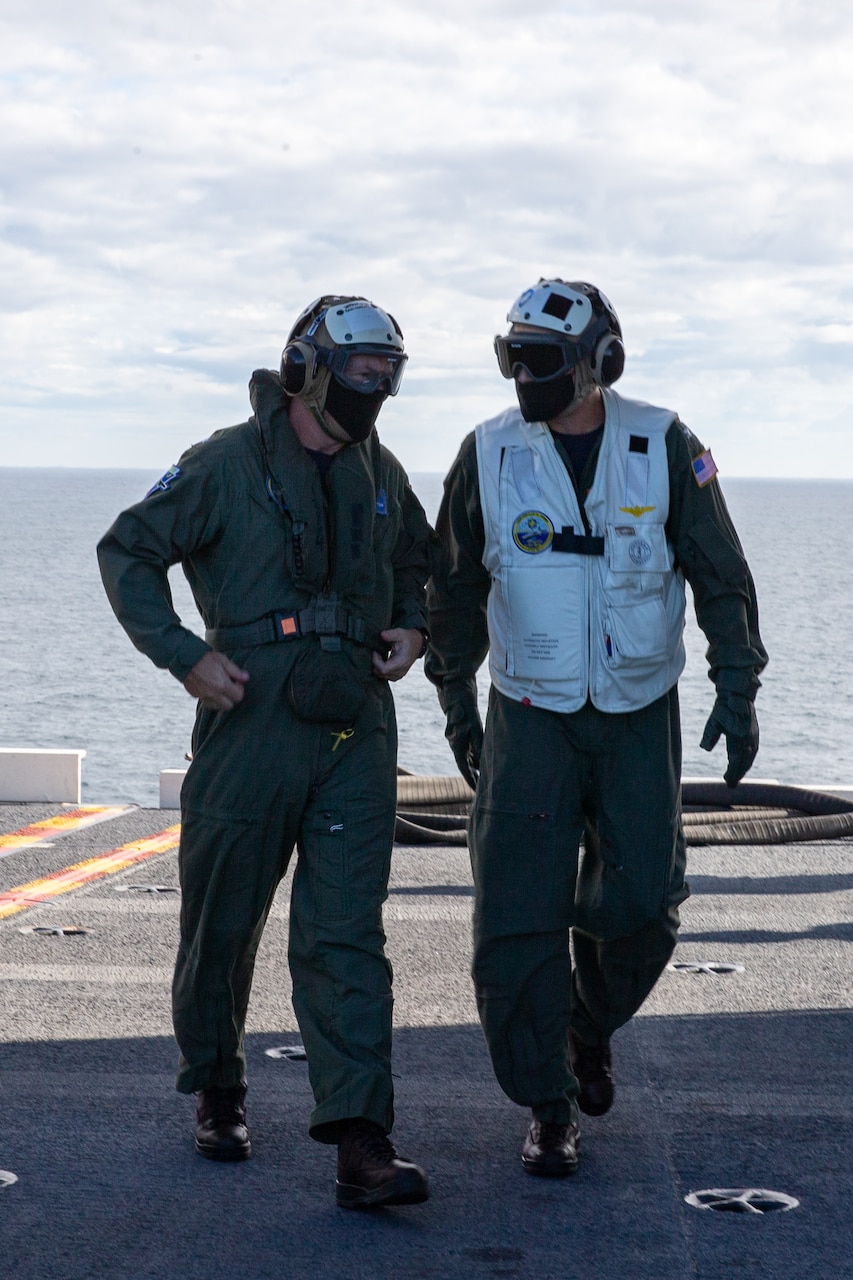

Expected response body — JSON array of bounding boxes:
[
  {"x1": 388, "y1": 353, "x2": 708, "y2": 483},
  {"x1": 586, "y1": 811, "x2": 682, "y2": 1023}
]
[
  {"x1": 439, "y1": 684, "x2": 483, "y2": 790},
  {"x1": 700, "y1": 692, "x2": 759, "y2": 788}
]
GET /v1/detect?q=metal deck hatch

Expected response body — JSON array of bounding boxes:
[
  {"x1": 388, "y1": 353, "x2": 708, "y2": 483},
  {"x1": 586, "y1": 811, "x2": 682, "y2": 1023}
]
[{"x1": 686, "y1": 1188, "x2": 799, "y2": 1214}]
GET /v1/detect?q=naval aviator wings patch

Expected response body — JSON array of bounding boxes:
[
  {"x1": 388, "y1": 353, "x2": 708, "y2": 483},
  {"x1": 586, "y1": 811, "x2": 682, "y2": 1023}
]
[{"x1": 619, "y1": 504, "x2": 656, "y2": 517}]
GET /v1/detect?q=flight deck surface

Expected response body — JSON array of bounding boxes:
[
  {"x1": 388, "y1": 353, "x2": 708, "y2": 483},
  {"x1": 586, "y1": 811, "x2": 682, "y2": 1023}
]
[{"x1": 0, "y1": 803, "x2": 851, "y2": 1279}]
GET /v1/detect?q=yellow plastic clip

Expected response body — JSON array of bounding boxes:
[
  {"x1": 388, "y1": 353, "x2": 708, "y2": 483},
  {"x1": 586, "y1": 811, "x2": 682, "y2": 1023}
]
[{"x1": 331, "y1": 728, "x2": 355, "y2": 752}]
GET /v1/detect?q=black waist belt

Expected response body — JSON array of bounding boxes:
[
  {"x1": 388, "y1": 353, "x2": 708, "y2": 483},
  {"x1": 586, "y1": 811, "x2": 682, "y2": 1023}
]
[
  {"x1": 206, "y1": 603, "x2": 382, "y2": 652},
  {"x1": 551, "y1": 527, "x2": 605, "y2": 556}
]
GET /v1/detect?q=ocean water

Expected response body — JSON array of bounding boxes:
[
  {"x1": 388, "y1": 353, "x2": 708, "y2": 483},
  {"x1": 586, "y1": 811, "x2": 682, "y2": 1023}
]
[{"x1": 1, "y1": 467, "x2": 851, "y2": 805}]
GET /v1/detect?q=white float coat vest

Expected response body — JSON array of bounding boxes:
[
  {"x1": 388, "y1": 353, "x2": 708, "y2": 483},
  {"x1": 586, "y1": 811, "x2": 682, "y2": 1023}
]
[{"x1": 475, "y1": 388, "x2": 687, "y2": 714}]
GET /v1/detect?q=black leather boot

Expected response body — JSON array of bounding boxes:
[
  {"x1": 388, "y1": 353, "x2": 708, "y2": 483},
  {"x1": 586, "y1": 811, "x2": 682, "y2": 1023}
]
[
  {"x1": 569, "y1": 1028, "x2": 615, "y2": 1117},
  {"x1": 194, "y1": 1082, "x2": 251, "y2": 1162},
  {"x1": 336, "y1": 1119, "x2": 429, "y2": 1208},
  {"x1": 521, "y1": 1119, "x2": 580, "y2": 1176}
]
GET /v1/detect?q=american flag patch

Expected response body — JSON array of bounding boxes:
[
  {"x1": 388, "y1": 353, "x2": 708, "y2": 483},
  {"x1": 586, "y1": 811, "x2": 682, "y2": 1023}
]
[{"x1": 691, "y1": 450, "x2": 718, "y2": 487}]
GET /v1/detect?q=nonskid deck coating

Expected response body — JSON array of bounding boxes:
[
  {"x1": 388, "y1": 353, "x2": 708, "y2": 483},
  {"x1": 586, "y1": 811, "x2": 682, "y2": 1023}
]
[{"x1": 0, "y1": 801, "x2": 851, "y2": 1279}]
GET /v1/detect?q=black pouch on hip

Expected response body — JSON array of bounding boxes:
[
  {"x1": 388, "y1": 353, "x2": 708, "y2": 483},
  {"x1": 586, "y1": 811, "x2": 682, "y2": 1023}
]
[{"x1": 287, "y1": 643, "x2": 368, "y2": 724}]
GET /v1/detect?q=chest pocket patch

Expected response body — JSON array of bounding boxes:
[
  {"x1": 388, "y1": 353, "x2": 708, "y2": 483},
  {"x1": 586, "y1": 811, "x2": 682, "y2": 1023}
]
[{"x1": 606, "y1": 523, "x2": 670, "y2": 574}]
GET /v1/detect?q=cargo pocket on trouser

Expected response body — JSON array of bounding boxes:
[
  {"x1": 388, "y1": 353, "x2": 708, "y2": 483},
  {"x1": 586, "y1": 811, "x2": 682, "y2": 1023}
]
[
  {"x1": 470, "y1": 800, "x2": 577, "y2": 937},
  {"x1": 300, "y1": 805, "x2": 350, "y2": 921}
]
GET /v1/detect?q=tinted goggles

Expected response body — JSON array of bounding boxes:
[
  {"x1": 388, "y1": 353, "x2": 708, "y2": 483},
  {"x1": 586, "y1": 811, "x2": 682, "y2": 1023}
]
[
  {"x1": 494, "y1": 334, "x2": 582, "y2": 382},
  {"x1": 321, "y1": 345, "x2": 408, "y2": 396}
]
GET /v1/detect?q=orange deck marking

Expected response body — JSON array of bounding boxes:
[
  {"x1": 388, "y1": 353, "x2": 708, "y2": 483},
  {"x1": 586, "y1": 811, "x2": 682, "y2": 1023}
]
[
  {"x1": 0, "y1": 825, "x2": 181, "y2": 919},
  {"x1": 0, "y1": 806, "x2": 133, "y2": 857}
]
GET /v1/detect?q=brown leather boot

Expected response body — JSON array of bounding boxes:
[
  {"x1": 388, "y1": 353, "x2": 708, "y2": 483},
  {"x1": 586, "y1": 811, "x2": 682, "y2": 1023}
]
[
  {"x1": 194, "y1": 1082, "x2": 251, "y2": 1162},
  {"x1": 336, "y1": 1119, "x2": 429, "y2": 1208}
]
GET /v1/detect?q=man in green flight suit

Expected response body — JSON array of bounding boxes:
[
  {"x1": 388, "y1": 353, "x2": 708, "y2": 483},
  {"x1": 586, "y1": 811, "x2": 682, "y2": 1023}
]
[
  {"x1": 426, "y1": 278, "x2": 767, "y2": 1177},
  {"x1": 98, "y1": 295, "x2": 432, "y2": 1209}
]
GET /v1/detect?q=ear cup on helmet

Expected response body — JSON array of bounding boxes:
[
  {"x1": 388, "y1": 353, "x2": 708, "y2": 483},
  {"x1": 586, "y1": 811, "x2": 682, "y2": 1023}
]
[
  {"x1": 592, "y1": 334, "x2": 625, "y2": 387},
  {"x1": 280, "y1": 340, "x2": 319, "y2": 396}
]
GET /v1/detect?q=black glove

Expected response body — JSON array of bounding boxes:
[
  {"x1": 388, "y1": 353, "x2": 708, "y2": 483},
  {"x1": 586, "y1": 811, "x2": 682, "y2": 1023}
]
[
  {"x1": 700, "y1": 692, "x2": 759, "y2": 788},
  {"x1": 439, "y1": 684, "x2": 483, "y2": 790}
]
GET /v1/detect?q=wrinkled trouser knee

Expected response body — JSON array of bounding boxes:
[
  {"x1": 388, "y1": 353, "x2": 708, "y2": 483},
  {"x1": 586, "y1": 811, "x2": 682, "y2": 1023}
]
[
  {"x1": 569, "y1": 831, "x2": 687, "y2": 1045},
  {"x1": 470, "y1": 688, "x2": 688, "y2": 1118}
]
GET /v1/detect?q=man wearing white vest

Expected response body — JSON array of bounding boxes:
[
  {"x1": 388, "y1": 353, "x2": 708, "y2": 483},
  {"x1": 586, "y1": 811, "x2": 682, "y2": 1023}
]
[{"x1": 426, "y1": 279, "x2": 767, "y2": 1177}]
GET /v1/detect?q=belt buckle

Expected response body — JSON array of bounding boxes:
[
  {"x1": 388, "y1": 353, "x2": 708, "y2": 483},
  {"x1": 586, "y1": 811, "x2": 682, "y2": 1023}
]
[
  {"x1": 275, "y1": 612, "x2": 300, "y2": 639},
  {"x1": 313, "y1": 600, "x2": 339, "y2": 636}
]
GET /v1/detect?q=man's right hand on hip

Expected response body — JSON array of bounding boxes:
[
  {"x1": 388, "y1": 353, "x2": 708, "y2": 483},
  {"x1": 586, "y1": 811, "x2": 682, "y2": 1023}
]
[{"x1": 184, "y1": 651, "x2": 250, "y2": 710}]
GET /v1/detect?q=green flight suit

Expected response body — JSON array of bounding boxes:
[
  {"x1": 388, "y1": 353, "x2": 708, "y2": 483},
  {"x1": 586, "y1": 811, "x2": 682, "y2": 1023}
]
[
  {"x1": 98, "y1": 369, "x2": 430, "y2": 1142},
  {"x1": 426, "y1": 414, "x2": 767, "y2": 1125}
]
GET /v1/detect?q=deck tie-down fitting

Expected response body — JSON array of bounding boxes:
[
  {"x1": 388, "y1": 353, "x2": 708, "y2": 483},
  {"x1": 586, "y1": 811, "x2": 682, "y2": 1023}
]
[
  {"x1": 686, "y1": 1188, "x2": 799, "y2": 1214},
  {"x1": 265, "y1": 1044, "x2": 308, "y2": 1061},
  {"x1": 669, "y1": 961, "x2": 745, "y2": 975},
  {"x1": 18, "y1": 925, "x2": 90, "y2": 937},
  {"x1": 114, "y1": 884, "x2": 179, "y2": 894}
]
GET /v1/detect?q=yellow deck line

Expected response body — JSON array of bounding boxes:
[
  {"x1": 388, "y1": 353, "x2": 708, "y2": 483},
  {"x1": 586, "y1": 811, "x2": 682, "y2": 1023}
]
[
  {"x1": 0, "y1": 806, "x2": 134, "y2": 856},
  {"x1": 0, "y1": 825, "x2": 181, "y2": 919}
]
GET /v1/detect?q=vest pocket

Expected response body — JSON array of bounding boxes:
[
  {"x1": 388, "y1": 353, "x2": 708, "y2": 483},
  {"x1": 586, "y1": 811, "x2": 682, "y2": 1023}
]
[
  {"x1": 606, "y1": 522, "x2": 671, "y2": 574},
  {"x1": 603, "y1": 595, "x2": 670, "y2": 666},
  {"x1": 504, "y1": 564, "x2": 583, "y2": 682}
]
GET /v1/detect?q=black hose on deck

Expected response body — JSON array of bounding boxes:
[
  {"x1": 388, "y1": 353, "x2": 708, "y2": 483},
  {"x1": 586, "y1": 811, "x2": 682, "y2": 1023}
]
[
  {"x1": 680, "y1": 780, "x2": 853, "y2": 845},
  {"x1": 394, "y1": 775, "x2": 853, "y2": 846}
]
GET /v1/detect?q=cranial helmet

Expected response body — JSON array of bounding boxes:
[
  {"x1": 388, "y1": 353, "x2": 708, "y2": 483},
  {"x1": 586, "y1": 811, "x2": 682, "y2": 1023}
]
[
  {"x1": 495, "y1": 279, "x2": 625, "y2": 422},
  {"x1": 280, "y1": 295, "x2": 407, "y2": 443}
]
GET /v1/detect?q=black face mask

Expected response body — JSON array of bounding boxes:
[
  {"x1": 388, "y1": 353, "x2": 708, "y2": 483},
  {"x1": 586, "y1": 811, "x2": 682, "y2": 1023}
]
[
  {"x1": 515, "y1": 371, "x2": 576, "y2": 423},
  {"x1": 324, "y1": 376, "x2": 387, "y2": 442}
]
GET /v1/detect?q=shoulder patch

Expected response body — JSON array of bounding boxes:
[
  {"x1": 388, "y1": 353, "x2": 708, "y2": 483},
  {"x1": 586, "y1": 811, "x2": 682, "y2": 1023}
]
[
  {"x1": 145, "y1": 464, "x2": 182, "y2": 498},
  {"x1": 691, "y1": 449, "x2": 718, "y2": 488}
]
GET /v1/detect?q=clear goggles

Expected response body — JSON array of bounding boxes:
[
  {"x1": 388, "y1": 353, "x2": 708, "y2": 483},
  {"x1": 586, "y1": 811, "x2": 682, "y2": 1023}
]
[
  {"x1": 319, "y1": 345, "x2": 407, "y2": 396},
  {"x1": 494, "y1": 333, "x2": 584, "y2": 382}
]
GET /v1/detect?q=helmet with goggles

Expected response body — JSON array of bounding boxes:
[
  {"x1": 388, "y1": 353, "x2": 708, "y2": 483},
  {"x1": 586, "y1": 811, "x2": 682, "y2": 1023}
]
[
  {"x1": 494, "y1": 279, "x2": 625, "y2": 422},
  {"x1": 281, "y1": 295, "x2": 407, "y2": 444}
]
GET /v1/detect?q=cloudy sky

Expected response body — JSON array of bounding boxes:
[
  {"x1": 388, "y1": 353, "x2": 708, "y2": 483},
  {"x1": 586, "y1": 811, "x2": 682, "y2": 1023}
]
[{"x1": 1, "y1": 0, "x2": 852, "y2": 477}]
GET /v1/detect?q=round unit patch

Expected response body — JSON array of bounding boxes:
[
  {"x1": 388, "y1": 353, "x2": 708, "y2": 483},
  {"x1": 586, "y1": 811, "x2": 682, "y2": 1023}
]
[
  {"x1": 628, "y1": 537, "x2": 652, "y2": 566},
  {"x1": 512, "y1": 511, "x2": 555, "y2": 554}
]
